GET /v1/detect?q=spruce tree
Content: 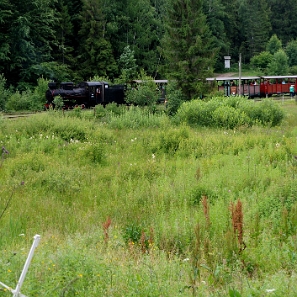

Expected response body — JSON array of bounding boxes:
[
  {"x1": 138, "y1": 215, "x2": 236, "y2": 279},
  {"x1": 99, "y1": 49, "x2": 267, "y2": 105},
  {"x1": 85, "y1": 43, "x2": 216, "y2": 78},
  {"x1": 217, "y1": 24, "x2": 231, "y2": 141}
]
[
  {"x1": 238, "y1": 0, "x2": 271, "y2": 62},
  {"x1": 161, "y1": 0, "x2": 218, "y2": 100},
  {"x1": 78, "y1": 0, "x2": 118, "y2": 80}
]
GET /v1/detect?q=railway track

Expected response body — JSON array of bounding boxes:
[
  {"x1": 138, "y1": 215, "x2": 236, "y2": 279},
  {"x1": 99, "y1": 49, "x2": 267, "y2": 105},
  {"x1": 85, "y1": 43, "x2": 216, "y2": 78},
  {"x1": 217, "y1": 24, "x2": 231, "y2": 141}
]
[{"x1": 1, "y1": 112, "x2": 41, "y2": 119}]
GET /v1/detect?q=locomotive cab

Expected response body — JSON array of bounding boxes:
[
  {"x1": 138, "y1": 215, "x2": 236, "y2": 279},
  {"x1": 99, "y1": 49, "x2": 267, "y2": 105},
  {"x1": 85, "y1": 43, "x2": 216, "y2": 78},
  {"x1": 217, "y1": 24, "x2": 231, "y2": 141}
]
[{"x1": 86, "y1": 81, "x2": 109, "y2": 105}]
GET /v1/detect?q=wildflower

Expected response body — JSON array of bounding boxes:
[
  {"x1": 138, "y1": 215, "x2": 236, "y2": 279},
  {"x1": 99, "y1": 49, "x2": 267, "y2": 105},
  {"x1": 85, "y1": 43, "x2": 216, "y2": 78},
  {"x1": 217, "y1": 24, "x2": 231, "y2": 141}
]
[
  {"x1": 266, "y1": 289, "x2": 276, "y2": 293},
  {"x1": 275, "y1": 143, "x2": 280, "y2": 148},
  {"x1": 152, "y1": 153, "x2": 155, "y2": 159}
]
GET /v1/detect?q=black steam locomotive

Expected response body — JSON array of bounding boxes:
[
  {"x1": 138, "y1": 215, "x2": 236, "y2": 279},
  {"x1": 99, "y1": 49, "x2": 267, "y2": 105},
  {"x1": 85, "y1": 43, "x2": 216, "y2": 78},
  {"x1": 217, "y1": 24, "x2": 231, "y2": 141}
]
[{"x1": 45, "y1": 81, "x2": 126, "y2": 109}]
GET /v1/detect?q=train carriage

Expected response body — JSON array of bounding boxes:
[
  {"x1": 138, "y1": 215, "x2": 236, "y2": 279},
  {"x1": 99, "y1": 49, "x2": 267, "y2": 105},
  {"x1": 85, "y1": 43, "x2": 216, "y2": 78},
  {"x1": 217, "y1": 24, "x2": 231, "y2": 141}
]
[
  {"x1": 207, "y1": 76, "x2": 261, "y2": 98},
  {"x1": 207, "y1": 75, "x2": 297, "y2": 98},
  {"x1": 260, "y1": 75, "x2": 297, "y2": 97}
]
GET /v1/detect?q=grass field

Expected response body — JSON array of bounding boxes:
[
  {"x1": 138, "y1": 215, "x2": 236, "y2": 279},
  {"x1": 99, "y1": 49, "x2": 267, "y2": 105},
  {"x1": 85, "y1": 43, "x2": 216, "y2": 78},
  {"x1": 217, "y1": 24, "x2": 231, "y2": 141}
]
[{"x1": 1, "y1": 99, "x2": 297, "y2": 296}]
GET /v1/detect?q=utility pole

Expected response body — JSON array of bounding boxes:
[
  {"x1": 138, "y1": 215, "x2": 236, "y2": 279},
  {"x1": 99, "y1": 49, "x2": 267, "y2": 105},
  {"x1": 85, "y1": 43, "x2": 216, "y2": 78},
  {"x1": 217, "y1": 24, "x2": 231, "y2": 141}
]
[{"x1": 238, "y1": 53, "x2": 242, "y2": 96}]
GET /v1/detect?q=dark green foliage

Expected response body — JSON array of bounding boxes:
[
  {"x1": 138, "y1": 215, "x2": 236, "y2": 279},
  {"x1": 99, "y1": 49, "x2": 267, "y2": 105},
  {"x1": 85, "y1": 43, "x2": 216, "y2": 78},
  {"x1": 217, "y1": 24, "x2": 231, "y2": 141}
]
[
  {"x1": 78, "y1": 0, "x2": 118, "y2": 80},
  {"x1": 1, "y1": 0, "x2": 297, "y2": 91},
  {"x1": 161, "y1": 0, "x2": 217, "y2": 100},
  {"x1": 0, "y1": 73, "x2": 10, "y2": 111},
  {"x1": 238, "y1": 0, "x2": 271, "y2": 61},
  {"x1": 122, "y1": 224, "x2": 142, "y2": 244},
  {"x1": 7, "y1": 0, "x2": 57, "y2": 87},
  {"x1": 203, "y1": 0, "x2": 229, "y2": 71},
  {"x1": 270, "y1": 0, "x2": 297, "y2": 45}
]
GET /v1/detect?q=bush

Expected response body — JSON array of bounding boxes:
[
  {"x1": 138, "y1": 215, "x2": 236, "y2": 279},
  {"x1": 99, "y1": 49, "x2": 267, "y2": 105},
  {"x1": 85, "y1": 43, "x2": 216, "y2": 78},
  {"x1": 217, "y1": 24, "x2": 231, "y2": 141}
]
[
  {"x1": 0, "y1": 73, "x2": 11, "y2": 111},
  {"x1": 5, "y1": 91, "x2": 32, "y2": 112},
  {"x1": 165, "y1": 81, "x2": 186, "y2": 116},
  {"x1": 212, "y1": 105, "x2": 248, "y2": 129},
  {"x1": 175, "y1": 97, "x2": 284, "y2": 128}
]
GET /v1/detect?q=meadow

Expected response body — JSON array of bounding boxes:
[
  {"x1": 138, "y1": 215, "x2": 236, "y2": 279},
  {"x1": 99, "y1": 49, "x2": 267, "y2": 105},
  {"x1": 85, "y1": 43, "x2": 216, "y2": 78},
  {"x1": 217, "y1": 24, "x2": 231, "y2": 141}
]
[{"x1": 0, "y1": 98, "x2": 297, "y2": 296}]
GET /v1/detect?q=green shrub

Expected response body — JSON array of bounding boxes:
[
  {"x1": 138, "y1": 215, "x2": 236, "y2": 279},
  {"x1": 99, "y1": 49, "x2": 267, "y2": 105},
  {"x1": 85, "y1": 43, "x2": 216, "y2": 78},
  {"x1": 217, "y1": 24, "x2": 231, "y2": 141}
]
[
  {"x1": 175, "y1": 97, "x2": 284, "y2": 128},
  {"x1": 0, "y1": 73, "x2": 11, "y2": 111},
  {"x1": 157, "y1": 126, "x2": 190, "y2": 155},
  {"x1": 122, "y1": 223, "x2": 142, "y2": 244},
  {"x1": 212, "y1": 105, "x2": 248, "y2": 129},
  {"x1": 5, "y1": 91, "x2": 32, "y2": 112}
]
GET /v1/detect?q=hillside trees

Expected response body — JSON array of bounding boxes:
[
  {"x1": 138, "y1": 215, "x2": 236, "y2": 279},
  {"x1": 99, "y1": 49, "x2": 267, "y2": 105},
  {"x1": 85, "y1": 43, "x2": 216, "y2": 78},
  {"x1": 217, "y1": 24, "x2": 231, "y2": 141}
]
[
  {"x1": 266, "y1": 34, "x2": 282, "y2": 55},
  {"x1": 269, "y1": 0, "x2": 297, "y2": 45},
  {"x1": 285, "y1": 39, "x2": 297, "y2": 68},
  {"x1": 238, "y1": 0, "x2": 271, "y2": 62},
  {"x1": 77, "y1": 0, "x2": 118, "y2": 80},
  {"x1": 124, "y1": 0, "x2": 165, "y2": 76},
  {"x1": 0, "y1": 0, "x2": 13, "y2": 75},
  {"x1": 1, "y1": 0, "x2": 297, "y2": 90},
  {"x1": 203, "y1": 0, "x2": 230, "y2": 70},
  {"x1": 161, "y1": 0, "x2": 218, "y2": 100},
  {"x1": 220, "y1": 0, "x2": 241, "y2": 60},
  {"x1": 267, "y1": 49, "x2": 289, "y2": 75},
  {"x1": 53, "y1": 0, "x2": 74, "y2": 66},
  {"x1": 5, "y1": 0, "x2": 57, "y2": 88}
]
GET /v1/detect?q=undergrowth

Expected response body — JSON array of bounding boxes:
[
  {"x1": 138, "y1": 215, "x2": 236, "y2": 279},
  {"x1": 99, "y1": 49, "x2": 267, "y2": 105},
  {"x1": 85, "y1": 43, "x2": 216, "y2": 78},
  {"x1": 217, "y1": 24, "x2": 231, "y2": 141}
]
[{"x1": 0, "y1": 100, "x2": 296, "y2": 296}]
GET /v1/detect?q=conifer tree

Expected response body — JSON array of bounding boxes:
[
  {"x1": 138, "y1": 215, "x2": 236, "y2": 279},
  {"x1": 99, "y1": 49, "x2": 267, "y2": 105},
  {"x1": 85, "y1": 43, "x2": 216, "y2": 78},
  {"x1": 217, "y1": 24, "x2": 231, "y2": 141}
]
[
  {"x1": 78, "y1": 0, "x2": 118, "y2": 80},
  {"x1": 238, "y1": 0, "x2": 271, "y2": 61},
  {"x1": 161, "y1": 0, "x2": 217, "y2": 100}
]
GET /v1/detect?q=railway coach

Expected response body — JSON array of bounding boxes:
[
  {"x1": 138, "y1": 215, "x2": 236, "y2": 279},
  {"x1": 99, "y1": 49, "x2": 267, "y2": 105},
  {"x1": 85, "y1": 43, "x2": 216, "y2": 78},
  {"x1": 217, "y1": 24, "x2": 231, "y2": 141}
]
[{"x1": 207, "y1": 75, "x2": 297, "y2": 98}]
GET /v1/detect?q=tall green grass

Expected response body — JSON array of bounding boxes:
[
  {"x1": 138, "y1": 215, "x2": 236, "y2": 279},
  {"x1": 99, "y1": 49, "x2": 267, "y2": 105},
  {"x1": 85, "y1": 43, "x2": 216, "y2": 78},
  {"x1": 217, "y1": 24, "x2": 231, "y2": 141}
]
[{"x1": 0, "y1": 101, "x2": 297, "y2": 296}]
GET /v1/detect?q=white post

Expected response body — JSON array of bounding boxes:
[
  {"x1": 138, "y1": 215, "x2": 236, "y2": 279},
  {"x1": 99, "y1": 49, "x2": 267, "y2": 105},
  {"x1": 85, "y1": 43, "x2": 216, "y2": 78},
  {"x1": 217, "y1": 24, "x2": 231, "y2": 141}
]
[
  {"x1": 13, "y1": 235, "x2": 41, "y2": 297},
  {"x1": 238, "y1": 53, "x2": 242, "y2": 96},
  {"x1": 0, "y1": 234, "x2": 41, "y2": 297}
]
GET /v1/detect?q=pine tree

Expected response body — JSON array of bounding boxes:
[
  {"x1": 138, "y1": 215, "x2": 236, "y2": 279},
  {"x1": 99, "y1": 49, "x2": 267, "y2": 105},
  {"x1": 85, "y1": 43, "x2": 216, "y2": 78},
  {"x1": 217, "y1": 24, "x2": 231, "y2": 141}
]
[
  {"x1": 203, "y1": 0, "x2": 230, "y2": 71},
  {"x1": 7, "y1": 0, "x2": 57, "y2": 87},
  {"x1": 53, "y1": 0, "x2": 74, "y2": 66},
  {"x1": 0, "y1": 0, "x2": 13, "y2": 74},
  {"x1": 238, "y1": 0, "x2": 271, "y2": 62},
  {"x1": 78, "y1": 0, "x2": 118, "y2": 80},
  {"x1": 270, "y1": 0, "x2": 297, "y2": 45},
  {"x1": 161, "y1": 0, "x2": 218, "y2": 99}
]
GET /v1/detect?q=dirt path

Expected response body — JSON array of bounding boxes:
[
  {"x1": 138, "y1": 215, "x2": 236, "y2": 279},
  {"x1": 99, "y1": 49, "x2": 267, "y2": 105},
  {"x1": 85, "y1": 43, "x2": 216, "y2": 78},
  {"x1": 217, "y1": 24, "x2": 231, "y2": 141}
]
[{"x1": 214, "y1": 72, "x2": 237, "y2": 78}]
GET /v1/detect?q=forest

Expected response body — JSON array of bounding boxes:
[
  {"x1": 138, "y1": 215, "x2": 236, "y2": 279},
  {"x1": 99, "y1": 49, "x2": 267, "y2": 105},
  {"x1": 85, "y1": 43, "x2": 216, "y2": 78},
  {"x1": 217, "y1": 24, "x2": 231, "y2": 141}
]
[{"x1": 1, "y1": 0, "x2": 297, "y2": 95}]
